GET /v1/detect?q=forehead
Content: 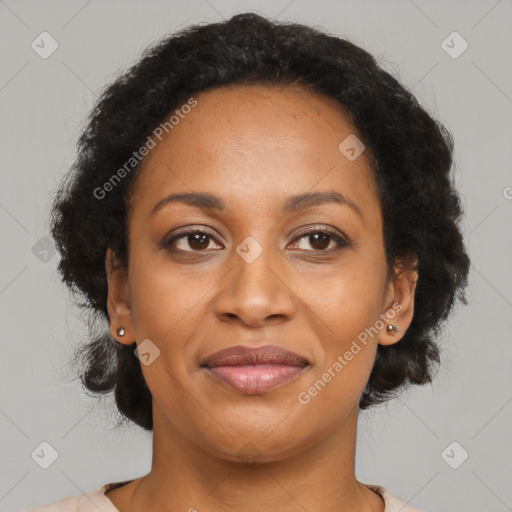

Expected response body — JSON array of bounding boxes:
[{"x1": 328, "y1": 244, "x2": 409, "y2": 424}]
[{"x1": 129, "y1": 84, "x2": 380, "y2": 224}]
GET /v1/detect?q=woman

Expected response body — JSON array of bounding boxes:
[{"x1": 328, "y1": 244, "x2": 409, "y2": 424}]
[{"x1": 26, "y1": 12, "x2": 470, "y2": 512}]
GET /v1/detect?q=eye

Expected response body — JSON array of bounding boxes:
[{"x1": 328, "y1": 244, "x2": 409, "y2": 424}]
[
  {"x1": 289, "y1": 226, "x2": 351, "y2": 253},
  {"x1": 165, "y1": 228, "x2": 222, "y2": 253},
  {"x1": 164, "y1": 225, "x2": 351, "y2": 254}
]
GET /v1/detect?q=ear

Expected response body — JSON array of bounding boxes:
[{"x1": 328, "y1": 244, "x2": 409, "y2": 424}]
[
  {"x1": 378, "y1": 254, "x2": 418, "y2": 346},
  {"x1": 105, "y1": 248, "x2": 134, "y2": 345}
]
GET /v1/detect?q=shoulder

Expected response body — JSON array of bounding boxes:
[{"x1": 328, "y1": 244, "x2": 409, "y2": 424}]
[
  {"x1": 22, "y1": 484, "x2": 118, "y2": 512},
  {"x1": 366, "y1": 484, "x2": 426, "y2": 512}
]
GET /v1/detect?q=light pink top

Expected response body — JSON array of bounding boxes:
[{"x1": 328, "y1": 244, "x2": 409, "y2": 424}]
[{"x1": 23, "y1": 480, "x2": 424, "y2": 511}]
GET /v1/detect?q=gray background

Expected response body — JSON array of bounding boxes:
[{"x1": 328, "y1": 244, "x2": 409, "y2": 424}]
[{"x1": 1, "y1": 1, "x2": 511, "y2": 511}]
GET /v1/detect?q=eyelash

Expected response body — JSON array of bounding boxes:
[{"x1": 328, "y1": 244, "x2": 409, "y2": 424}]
[{"x1": 164, "y1": 226, "x2": 352, "y2": 255}]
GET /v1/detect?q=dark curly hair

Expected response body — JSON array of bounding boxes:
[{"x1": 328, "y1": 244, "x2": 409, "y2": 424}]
[{"x1": 50, "y1": 12, "x2": 470, "y2": 431}]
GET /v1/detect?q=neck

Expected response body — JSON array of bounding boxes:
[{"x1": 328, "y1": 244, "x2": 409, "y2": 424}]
[{"x1": 129, "y1": 402, "x2": 384, "y2": 512}]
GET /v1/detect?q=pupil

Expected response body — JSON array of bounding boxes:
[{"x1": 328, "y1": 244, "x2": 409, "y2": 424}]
[
  {"x1": 190, "y1": 233, "x2": 209, "y2": 250},
  {"x1": 311, "y1": 233, "x2": 329, "y2": 250}
]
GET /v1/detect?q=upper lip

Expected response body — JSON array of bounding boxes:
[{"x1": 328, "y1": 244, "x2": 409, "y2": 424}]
[{"x1": 201, "y1": 345, "x2": 309, "y2": 368}]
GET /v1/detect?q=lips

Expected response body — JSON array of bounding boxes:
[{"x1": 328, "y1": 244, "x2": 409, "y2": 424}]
[
  {"x1": 201, "y1": 345, "x2": 309, "y2": 394},
  {"x1": 202, "y1": 345, "x2": 308, "y2": 368}
]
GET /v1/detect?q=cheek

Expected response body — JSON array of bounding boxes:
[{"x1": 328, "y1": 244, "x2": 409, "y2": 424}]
[
  {"x1": 300, "y1": 257, "x2": 384, "y2": 329},
  {"x1": 300, "y1": 310, "x2": 379, "y2": 416},
  {"x1": 127, "y1": 253, "x2": 218, "y2": 383},
  {"x1": 127, "y1": 250, "x2": 203, "y2": 337},
  {"x1": 129, "y1": 271, "x2": 173, "y2": 339},
  {"x1": 298, "y1": 259, "x2": 383, "y2": 396}
]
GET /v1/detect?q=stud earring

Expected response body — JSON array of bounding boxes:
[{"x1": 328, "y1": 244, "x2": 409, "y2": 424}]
[
  {"x1": 117, "y1": 327, "x2": 125, "y2": 337},
  {"x1": 386, "y1": 324, "x2": 399, "y2": 334}
]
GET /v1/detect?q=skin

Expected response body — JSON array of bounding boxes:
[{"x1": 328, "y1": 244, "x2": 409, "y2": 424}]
[{"x1": 104, "y1": 84, "x2": 418, "y2": 512}]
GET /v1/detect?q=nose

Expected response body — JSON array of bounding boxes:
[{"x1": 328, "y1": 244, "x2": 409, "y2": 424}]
[{"x1": 214, "y1": 239, "x2": 296, "y2": 328}]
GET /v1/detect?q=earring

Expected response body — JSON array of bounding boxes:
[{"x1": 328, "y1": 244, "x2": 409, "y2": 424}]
[
  {"x1": 117, "y1": 327, "x2": 125, "y2": 337},
  {"x1": 386, "y1": 324, "x2": 400, "y2": 334}
]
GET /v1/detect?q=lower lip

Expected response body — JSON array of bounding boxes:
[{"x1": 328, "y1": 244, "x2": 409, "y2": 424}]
[{"x1": 204, "y1": 364, "x2": 306, "y2": 393}]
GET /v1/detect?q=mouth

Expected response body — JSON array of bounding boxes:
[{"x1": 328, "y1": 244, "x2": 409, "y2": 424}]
[{"x1": 201, "y1": 344, "x2": 309, "y2": 394}]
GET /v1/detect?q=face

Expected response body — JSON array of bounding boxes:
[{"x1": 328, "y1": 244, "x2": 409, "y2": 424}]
[{"x1": 106, "y1": 84, "x2": 417, "y2": 462}]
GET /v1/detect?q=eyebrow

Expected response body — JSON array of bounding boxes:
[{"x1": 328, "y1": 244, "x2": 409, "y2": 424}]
[{"x1": 150, "y1": 190, "x2": 363, "y2": 218}]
